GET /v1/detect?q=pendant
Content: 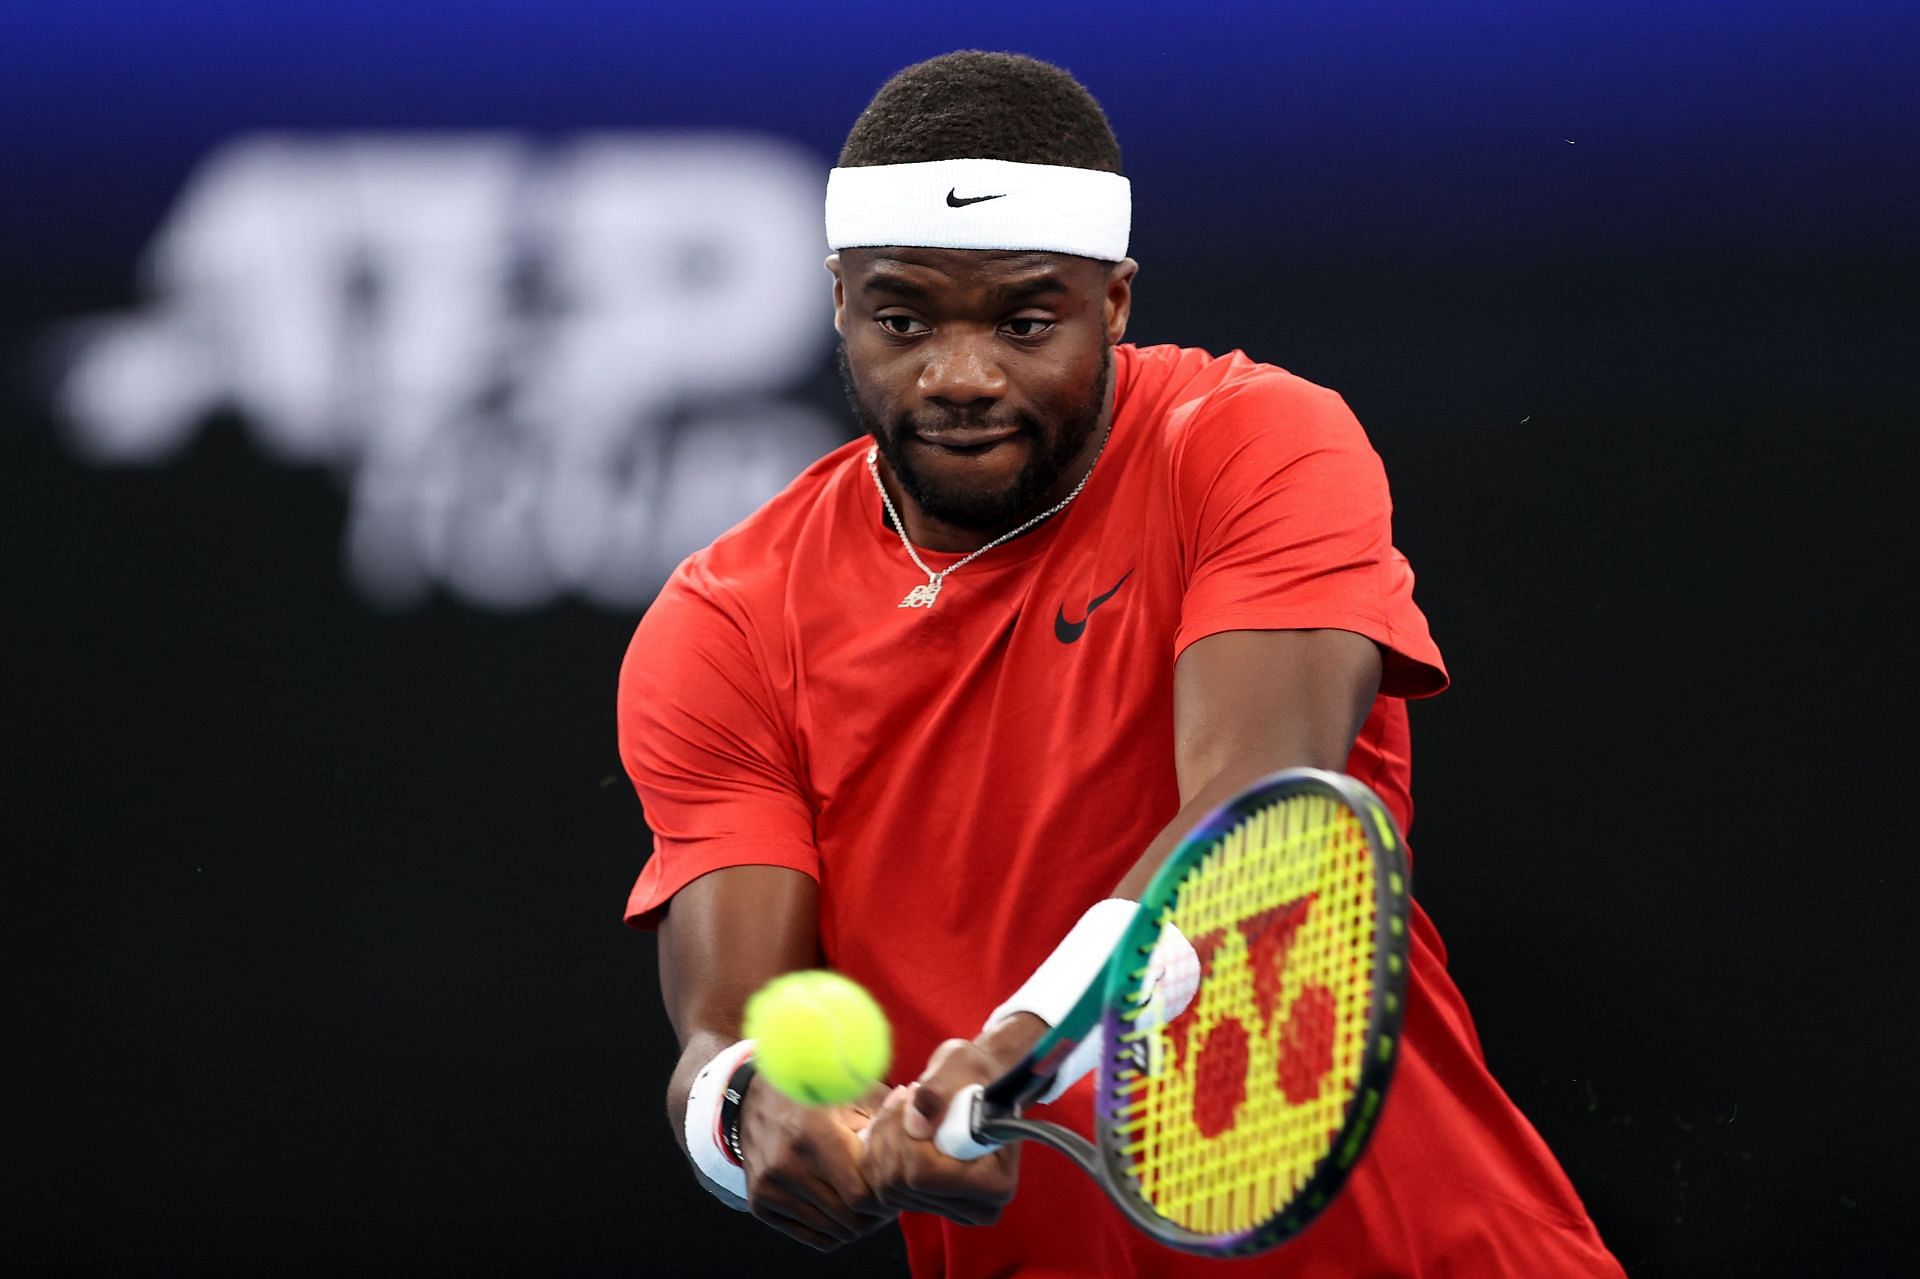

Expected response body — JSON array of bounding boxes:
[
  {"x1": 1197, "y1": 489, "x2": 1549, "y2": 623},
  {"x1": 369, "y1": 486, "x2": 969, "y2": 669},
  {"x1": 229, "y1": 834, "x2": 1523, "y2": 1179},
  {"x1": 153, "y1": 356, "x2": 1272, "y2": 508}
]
[{"x1": 900, "y1": 580, "x2": 941, "y2": 609}]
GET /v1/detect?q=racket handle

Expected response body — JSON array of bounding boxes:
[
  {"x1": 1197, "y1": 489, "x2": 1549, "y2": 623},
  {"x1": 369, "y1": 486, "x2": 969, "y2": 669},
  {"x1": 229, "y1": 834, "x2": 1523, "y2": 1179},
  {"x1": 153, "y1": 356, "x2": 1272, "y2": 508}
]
[{"x1": 934, "y1": 1084, "x2": 999, "y2": 1160}]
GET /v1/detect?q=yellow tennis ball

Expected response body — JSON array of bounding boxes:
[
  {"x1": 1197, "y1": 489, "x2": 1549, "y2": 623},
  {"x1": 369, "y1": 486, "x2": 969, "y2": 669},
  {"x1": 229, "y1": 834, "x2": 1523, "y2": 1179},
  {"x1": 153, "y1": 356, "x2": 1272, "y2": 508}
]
[{"x1": 744, "y1": 970, "x2": 892, "y2": 1107}]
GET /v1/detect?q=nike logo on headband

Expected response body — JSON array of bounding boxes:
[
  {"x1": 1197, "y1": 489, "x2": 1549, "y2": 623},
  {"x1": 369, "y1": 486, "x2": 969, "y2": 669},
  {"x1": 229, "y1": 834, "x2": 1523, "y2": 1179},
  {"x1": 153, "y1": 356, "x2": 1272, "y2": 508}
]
[{"x1": 946, "y1": 189, "x2": 1007, "y2": 207}]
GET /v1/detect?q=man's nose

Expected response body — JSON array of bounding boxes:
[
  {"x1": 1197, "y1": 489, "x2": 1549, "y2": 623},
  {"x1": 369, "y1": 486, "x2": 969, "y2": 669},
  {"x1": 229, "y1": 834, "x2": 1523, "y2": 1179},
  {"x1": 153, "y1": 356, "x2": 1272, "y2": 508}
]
[{"x1": 918, "y1": 334, "x2": 1007, "y2": 408}]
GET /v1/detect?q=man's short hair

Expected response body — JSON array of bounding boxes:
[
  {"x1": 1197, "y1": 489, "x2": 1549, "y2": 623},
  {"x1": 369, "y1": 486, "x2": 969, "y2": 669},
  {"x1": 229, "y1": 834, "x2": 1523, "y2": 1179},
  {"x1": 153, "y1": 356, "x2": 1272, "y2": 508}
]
[{"x1": 838, "y1": 51, "x2": 1123, "y2": 176}]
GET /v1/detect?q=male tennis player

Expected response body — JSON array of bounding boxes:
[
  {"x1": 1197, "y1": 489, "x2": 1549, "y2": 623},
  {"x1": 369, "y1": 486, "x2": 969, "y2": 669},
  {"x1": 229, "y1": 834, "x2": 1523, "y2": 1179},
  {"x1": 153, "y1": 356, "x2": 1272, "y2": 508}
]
[{"x1": 620, "y1": 52, "x2": 1624, "y2": 1277}]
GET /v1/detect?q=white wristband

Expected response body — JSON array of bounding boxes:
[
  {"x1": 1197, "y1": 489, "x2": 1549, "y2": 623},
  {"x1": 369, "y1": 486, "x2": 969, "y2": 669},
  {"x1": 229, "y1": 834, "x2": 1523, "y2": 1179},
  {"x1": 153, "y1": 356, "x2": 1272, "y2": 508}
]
[
  {"x1": 986, "y1": 901, "x2": 1201, "y2": 1105},
  {"x1": 682, "y1": 1038, "x2": 757, "y2": 1210},
  {"x1": 986, "y1": 899, "x2": 1139, "y2": 1032},
  {"x1": 1147, "y1": 923, "x2": 1201, "y2": 1026},
  {"x1": 1034, "y1": 1032, "x2": 1106, "y2": 1105}
]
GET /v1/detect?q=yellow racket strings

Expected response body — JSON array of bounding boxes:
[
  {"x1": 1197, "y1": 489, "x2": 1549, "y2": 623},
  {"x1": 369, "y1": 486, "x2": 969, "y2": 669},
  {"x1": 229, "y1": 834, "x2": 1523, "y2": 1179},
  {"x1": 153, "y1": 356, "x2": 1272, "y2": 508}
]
[{"x1": 1110, "y1": 793, "x2": 1379, "y2": 1235}]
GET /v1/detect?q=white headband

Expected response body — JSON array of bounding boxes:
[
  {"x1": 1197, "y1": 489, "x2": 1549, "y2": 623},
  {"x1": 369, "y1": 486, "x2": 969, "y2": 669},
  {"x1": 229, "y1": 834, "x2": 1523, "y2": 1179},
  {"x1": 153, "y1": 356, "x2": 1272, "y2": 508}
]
[{"x1": 825, "y1": 159, "x2": 1131, "y2": 261}]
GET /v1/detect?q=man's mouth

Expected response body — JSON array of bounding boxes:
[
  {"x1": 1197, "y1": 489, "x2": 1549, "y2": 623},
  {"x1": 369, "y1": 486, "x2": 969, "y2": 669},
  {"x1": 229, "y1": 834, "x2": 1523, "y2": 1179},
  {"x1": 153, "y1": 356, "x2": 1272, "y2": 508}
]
[{"x1": 910, "y1": 422, "x2": 1024, "y2": 451}]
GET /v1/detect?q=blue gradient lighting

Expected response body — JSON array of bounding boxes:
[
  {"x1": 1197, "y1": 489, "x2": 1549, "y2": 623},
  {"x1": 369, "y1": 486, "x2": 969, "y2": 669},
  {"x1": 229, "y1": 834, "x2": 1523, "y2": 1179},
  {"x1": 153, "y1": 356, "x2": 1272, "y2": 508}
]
[{"x1": 3, "y1": 0, "x2": 1916, "y2": 269}]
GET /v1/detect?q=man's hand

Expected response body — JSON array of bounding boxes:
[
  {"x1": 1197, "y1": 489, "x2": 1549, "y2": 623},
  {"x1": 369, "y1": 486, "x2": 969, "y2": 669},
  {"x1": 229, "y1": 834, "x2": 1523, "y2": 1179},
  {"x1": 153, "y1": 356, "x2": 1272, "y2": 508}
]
[
  {"x1": 858, "y1": 1015, "x2": 1047, "y2": 1226},
  {"x1": 739, "y1": 1080, "x2": 897, "y2": 1251}
]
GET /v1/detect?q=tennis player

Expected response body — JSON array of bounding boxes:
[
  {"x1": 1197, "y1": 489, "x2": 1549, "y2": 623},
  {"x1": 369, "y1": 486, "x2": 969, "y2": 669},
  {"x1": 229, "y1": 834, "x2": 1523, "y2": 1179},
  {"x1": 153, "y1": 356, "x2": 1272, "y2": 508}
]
[{"x1": 620, "y1": 51, "x2": 1624, "y2": 1277}]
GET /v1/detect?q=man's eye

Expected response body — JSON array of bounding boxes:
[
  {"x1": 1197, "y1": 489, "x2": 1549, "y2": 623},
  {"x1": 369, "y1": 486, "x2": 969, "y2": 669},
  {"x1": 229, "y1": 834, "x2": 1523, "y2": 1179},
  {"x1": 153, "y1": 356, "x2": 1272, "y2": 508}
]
[
  {"x1": 1004, "y1": 318, "x2": 1054, "y2": 338},
  {"x1": 877, "y1": 316, "x2": 927, "y2": 336}
]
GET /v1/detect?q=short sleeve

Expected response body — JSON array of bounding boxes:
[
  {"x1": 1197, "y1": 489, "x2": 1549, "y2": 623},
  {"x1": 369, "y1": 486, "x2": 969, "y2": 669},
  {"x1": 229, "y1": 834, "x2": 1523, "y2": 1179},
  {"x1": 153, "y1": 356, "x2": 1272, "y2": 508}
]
[
  {"x1": 1171, "y1": 373, "x2": 1448, "y2": 699},
  {"x1": 617, "y1": 566, "x2": 819, "y2": 929}
]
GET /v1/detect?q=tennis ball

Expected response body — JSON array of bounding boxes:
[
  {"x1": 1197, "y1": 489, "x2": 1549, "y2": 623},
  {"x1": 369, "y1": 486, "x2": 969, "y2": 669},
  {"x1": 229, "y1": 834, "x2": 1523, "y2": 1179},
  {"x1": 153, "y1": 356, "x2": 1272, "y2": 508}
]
[{"x1": 744, "y1": 970, "x2": 892, "y2": 1107}]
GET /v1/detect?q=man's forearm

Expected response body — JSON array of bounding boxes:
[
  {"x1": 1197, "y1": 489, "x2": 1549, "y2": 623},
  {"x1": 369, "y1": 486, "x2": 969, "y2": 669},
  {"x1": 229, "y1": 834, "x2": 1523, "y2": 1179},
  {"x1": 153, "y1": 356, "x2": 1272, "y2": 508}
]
[
  {"x1": 653, "y1": 866, "x2": 895, "y2": 1247},
  {"x1": 1111, "y1": 755, "x2": 1308, "y2": 899},
  {"x1": 655, "y1": 865, "x2": 824, "y2": 1154},
  {"x1": 1114, "y1": 629, "x2": 1383, "y2": 899}
]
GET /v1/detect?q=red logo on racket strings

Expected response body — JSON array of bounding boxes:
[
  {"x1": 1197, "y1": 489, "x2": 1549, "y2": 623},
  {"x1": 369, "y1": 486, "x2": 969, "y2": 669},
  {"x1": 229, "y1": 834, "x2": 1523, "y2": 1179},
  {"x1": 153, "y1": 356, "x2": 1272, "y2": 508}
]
[
  {"x1": 1166, "y1": 894, "x2": 1338, "y2": 1137},
  {"x1": 1193, "y1": 1018, "x2": 1250, "y2": 1138}
]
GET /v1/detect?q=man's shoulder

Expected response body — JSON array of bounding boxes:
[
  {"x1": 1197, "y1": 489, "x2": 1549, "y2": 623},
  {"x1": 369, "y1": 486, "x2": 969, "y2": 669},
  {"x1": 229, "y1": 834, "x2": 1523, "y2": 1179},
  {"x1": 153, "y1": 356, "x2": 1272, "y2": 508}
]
[
  {"x1": 660, "y1": 435, "x2": 866, "y2": 618},
  {"x1": 1119, "y1": 343, "x2": 1360, "y2": 456}
]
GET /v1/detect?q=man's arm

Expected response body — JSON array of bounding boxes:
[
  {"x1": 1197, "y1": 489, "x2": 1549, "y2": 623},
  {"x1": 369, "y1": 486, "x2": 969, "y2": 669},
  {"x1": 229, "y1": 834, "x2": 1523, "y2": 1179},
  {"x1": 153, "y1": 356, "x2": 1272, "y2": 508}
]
[
  {"x1": 860, "y1": 627, "x2": 1383, "y2": 1217},
  {"x1": 660, "y1": 865, "x2": 896, "y2": 1250},
  {"x1": 660, "y1": 865, "x2": 820, "y2": 1140},
  {"x1": 1117, "y1": 627, "x2": 1381, "y2": 897}
]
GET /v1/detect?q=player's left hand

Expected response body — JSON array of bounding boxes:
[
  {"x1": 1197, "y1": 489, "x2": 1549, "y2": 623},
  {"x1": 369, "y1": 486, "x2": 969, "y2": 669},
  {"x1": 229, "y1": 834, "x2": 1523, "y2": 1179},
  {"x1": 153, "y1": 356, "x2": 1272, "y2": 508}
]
[{"x1": 858, "y1": 1018, "x2": 1044, "y2": 1226}]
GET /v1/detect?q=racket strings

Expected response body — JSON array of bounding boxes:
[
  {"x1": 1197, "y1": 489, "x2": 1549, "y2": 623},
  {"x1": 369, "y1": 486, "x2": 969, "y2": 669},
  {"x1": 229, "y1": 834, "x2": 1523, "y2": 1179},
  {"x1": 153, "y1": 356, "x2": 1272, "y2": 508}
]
[{"x1": 1108, "y1": 793, "x2": 1381, "y2": 1236}]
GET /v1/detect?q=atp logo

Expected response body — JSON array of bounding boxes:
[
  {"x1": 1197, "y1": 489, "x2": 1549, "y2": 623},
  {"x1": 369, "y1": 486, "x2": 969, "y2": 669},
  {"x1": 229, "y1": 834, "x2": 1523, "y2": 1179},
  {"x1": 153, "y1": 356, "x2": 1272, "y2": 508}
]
[{"x1": 48, "y1": 132, "x2": 841, "y2": 610}]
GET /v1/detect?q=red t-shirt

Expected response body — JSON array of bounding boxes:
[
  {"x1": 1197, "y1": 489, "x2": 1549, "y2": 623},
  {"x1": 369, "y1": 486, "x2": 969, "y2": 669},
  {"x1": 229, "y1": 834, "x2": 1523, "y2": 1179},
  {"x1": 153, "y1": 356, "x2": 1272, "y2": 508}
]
[{"x1": 620, "y1": 344, "x2": 1622, "y2": 1277}]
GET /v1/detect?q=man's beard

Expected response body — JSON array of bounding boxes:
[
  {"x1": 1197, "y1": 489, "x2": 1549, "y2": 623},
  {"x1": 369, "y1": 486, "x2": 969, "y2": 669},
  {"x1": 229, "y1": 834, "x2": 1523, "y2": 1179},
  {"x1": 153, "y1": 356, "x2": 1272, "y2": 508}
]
[{"x1": 838, "y1": 344, "x2": 1113, "y2": 533}]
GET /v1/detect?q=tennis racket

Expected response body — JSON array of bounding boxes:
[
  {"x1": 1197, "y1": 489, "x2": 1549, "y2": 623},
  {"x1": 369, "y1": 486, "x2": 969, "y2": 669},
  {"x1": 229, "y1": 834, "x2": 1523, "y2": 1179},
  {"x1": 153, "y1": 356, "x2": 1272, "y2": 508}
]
[{"x1": 933, "y1": 767, "x2": 1411, "y2": 1257}]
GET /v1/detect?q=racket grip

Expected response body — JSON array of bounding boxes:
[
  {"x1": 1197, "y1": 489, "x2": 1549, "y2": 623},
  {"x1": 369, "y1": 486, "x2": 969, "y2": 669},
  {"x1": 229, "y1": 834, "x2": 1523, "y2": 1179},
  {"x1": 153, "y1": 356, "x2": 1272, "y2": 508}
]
[{"x1": 934, "y1": 1084, "x2": 999, "y2": 1160}]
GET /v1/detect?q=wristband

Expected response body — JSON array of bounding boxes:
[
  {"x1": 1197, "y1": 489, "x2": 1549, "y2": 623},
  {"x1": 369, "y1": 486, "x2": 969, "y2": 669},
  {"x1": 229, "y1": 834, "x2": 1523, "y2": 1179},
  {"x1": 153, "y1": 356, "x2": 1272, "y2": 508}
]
[
  {"x1": 682, "y1": 1038, "x2": 757, "y2": 1209},
  {"x1": 986, "y1": 901, "x2": 1200, "y2": 1104},
  {"x1": 718, "y1": 1057, "x2": 757, "y2": 1167},
  {"x1": 984, "y1": 899, "x2": 1138, "y2": 1032}
]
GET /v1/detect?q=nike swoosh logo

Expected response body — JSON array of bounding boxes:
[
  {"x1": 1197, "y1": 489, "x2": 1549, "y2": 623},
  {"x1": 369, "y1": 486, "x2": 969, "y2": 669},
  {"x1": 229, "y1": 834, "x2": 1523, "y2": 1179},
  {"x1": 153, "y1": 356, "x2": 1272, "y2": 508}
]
[
  {"x1": 946, "y1": 189, "x2": 1006, "y2": 207},
  {"x1": 1055, "y1": 569, "x2": 1135, "y2": 644}
]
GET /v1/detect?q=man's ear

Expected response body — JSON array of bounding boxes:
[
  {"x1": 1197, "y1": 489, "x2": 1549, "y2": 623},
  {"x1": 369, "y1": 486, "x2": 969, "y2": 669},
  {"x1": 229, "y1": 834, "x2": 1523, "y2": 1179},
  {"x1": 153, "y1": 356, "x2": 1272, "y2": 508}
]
[
  {"x1": 1104, "y1": 258, "x2": 1137, "y2": 345},
  {"x1": 826, "y1": 254, "x2": 846, "y2": 337}
]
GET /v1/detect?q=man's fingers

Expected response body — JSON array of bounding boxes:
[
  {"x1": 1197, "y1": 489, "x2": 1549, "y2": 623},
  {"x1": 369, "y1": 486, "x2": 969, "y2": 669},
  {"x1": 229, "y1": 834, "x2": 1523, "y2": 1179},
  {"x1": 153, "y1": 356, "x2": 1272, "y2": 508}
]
[
  {"x1": 919, "y1": 1037, "x2": 973, "y2": 1079},
  {"x1": 857, "y1": 1041, "x2": 1022, "y2": 1228},
  {"x1": 903, "y1": 1081, "x2": 940, "y2": 1140},
  {"x1": 848, "y1": 1081, "x2": 896, "y2": 1119},
  {"x1": 863, "y1": 1104, "x2": 1017, "y2": 1225},
  {"x1": 878, "y1": 1185, "x2": 990, "y2": 1223},
  {"x1": 885, "y1": 1174, "x2": 1006, "y2": 1227},
  {"x1": 906, "y1": 1036, "x2": 995, "y2": 1140},
  {"x1": 750, "y1": 1175, "x2": 857, "y2": 1249},
  {"x1": 757, "y1": 1157, "x2": 895, "y2": 1245},
  {"x1": 767, "y1": 1121, "x2": 892, "y2": 1233},
  {"x1": 738, "y1": 1080, "x2": 898, "y2": 1246},
  {"x1": 752, "y1": 1197, "x2": 849, "y2": 1252},
  {"x1": 787, "y1": 1169, "x2": 871, "y2": 1235},
  {"x1": 814, "y1": 1126, "x2": 892, "y2": 1220},
  {"x1": 851, "y1": 1084, "x2": 912, "y2": 1144},
  {"x1": 873, "y1": 1170, "x2": 1008, "y2": 1226}
]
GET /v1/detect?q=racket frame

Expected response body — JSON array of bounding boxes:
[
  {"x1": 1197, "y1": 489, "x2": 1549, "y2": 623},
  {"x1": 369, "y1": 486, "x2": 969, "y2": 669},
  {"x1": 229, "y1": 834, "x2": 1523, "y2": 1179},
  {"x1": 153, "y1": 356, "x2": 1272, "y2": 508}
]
[{"x1": 957, "y1": 767, "x2": 1413, "y2": 1256}]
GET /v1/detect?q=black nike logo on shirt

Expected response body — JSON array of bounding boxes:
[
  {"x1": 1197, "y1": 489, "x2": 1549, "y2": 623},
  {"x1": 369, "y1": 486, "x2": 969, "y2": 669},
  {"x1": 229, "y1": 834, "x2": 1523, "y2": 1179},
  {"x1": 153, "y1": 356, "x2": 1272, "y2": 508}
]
[
  {"x1": 1055, "y1": 570, "x2": 1135, "y2": 644},
  {"x1": 946, "y1": 189, "x2": 1006, "y2": 207}
]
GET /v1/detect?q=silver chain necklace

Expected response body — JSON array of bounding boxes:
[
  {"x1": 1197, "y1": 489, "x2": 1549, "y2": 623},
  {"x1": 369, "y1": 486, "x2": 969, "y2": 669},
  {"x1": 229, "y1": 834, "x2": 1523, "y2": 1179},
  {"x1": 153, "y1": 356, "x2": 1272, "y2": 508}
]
[{"x1": 866, "y1": 426, "x2": 1110, "y2": 609}]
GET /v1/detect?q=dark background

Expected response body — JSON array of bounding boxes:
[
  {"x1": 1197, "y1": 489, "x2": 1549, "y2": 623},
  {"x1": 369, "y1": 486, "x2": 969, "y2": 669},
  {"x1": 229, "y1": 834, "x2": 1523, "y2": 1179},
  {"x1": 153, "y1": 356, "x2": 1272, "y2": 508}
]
[{"x1": 5, "y1": 2, "x2": 1914, "y2": 1274}]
